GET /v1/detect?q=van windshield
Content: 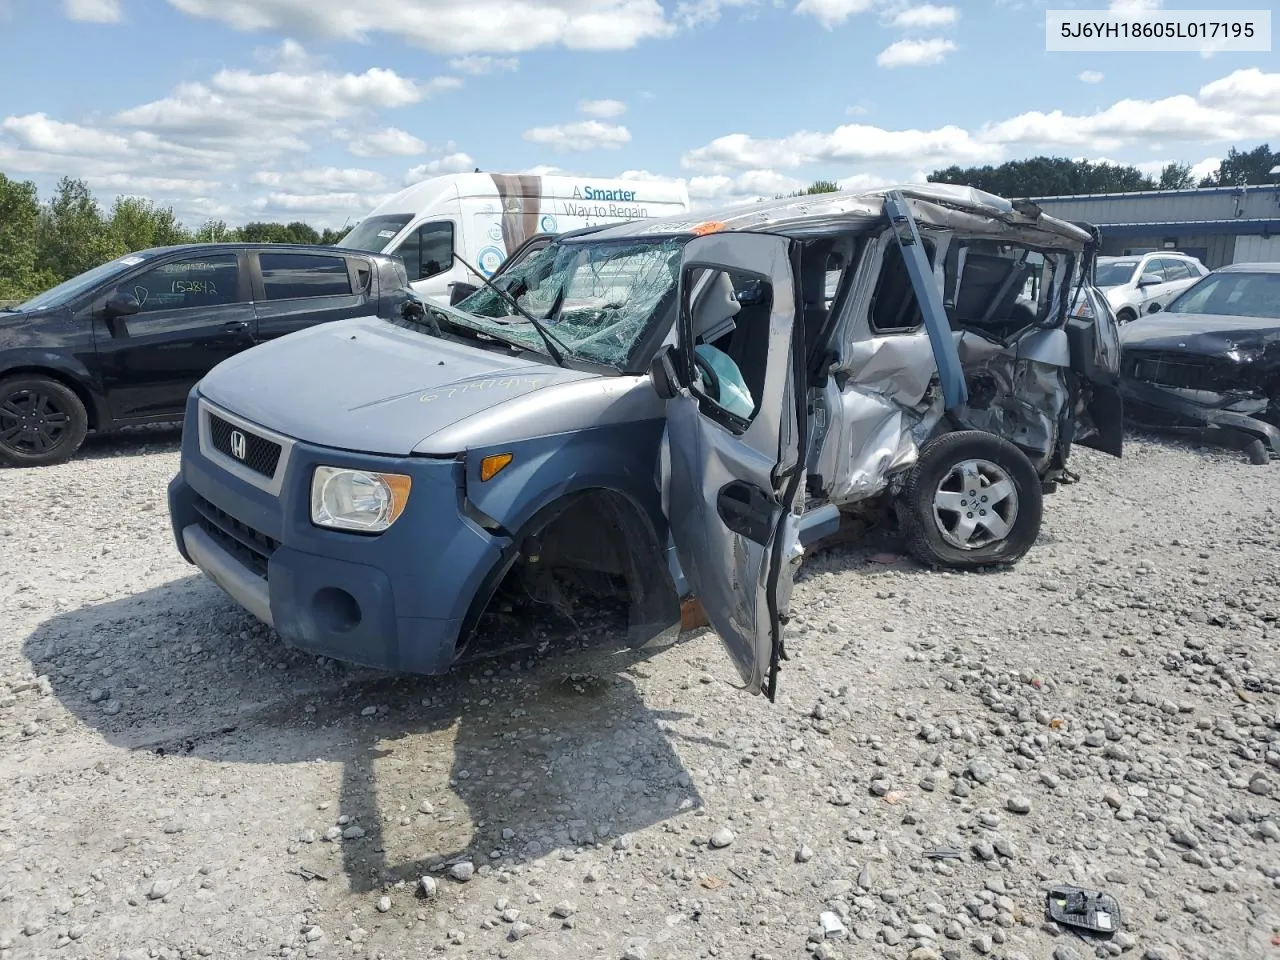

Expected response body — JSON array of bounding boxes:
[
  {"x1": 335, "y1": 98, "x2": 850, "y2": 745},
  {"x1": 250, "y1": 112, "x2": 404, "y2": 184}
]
[
  {"x1": 337, "y1": 215, "x2": 413, "y2": 253},
  {"x1": 449, "y1": 237, "x2": 685, "y2": 367}
]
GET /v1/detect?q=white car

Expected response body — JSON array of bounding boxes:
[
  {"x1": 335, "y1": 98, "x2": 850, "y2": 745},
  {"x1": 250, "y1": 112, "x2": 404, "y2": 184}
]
[{"x1": 1095, "y1": 252, "x2": 1209, "y2": 323}]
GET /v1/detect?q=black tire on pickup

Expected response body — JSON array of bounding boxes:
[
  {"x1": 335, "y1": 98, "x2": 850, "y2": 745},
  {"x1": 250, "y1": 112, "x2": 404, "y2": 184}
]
[
  {"x1": 0, "y1": 374, "x2": 89, "y2": 468},
  {"x1": 898, "y1": 430, "x2": 1043, "y2": 570}
]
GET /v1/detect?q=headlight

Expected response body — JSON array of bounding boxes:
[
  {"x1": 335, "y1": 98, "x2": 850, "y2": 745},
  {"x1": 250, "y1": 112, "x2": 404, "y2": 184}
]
[{"x1": 310, "y1": 467, "x2": 412, "y2": 533}]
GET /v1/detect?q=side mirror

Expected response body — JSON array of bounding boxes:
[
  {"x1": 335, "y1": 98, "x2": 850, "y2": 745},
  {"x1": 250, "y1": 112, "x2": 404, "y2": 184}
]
[
  {"x1": 104, "y1": 292, "x2": 140, "y2": 318},
  {"x1": 448, "y1": 282, "x2": 478, "y2": 306},
  {"x1": 401, "y1": 296, "x2": 426, "y2": 322},
  {"x1": 1137, "y1": 273, "x2": 1161, "y2": 288},
  {"x1": 649, "y1": 344, "x2": 680, "y2": 400}
]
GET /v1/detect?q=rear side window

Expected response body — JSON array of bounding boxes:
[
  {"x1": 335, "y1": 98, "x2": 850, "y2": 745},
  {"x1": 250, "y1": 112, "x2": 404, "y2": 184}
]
[
  {"x1": 259, "y1": 253, "x2": 353, "y2": 300},
  {"x1": 126, "y1": 254, "x2": 242, "y2": 313},
  {"x1": 1161, "y1": 259, "x2": 1192, "y2": 281},
  {"x1": 870, "y1": 239, "x2": 936, "y2": 333}
]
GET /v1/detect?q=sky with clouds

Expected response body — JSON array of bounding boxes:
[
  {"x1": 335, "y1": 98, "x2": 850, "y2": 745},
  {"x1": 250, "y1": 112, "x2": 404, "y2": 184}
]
[{"x1": 0, "y1": 0, "x2": 1276, "y2": 229}]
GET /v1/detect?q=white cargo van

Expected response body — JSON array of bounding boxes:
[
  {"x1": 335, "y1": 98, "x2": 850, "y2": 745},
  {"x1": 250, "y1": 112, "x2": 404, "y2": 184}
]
[{"x1": 335, "y1": 172, "x2": 690, "y2": 303}]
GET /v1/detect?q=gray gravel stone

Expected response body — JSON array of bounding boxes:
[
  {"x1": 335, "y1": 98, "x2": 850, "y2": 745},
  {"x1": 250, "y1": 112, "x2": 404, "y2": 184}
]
[
  {"x1": 450, "y1": 862, "x2": 475, "y2": 882},
  {"x1": 708, "y1": 827, "x2": 734, "y2": 848}
]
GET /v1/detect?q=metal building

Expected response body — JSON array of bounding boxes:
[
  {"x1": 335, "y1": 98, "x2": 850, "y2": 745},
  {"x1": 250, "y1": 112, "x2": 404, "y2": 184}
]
[{"x1": 1030, "y1": 183, "x2": 1280, "y2": 268}]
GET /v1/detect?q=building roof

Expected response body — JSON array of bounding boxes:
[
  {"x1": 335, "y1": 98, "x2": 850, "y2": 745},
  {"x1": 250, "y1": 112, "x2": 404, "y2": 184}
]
[
  {"x1": 1032, "y1": 182, "x2": 1280, "y2": 202},
  {"x1": 1088, "y1": 218, "x2": 1280, "y2": 237}
]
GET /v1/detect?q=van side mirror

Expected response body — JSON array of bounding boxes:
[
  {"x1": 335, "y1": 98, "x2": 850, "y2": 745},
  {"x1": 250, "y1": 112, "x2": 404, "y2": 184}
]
[
  {"x1": 1137, "y1": 273, "x2": 1161, "y2": 288},
  {"x1": 449, "y1": 282, "x2": 478, "y2": 306},
  {"x1": 650, "y1": 344, "x2": 681, "y2": 399}
]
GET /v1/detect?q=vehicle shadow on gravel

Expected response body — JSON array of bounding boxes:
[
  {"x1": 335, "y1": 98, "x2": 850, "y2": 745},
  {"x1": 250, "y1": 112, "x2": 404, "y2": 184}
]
[
  {"x1": 23, "y1": 576, "x2": 707, "y2": 895},
  {"x1": 74, "y1": 423, "x2": 184, "y2": 461}
]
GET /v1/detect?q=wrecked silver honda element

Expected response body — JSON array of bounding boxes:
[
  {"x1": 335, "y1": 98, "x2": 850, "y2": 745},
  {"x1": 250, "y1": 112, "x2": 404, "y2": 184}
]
[{"x1": 168, "y1": 184, "x2": 1122, "y2": 702}]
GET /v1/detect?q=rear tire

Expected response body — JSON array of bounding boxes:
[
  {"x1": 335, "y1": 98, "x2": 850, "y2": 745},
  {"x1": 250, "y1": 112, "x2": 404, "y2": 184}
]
[
  {"x1": 0, "y1": 375, "x2": 89, "y2": 467},
  {"x1": 1116, "y1": 308, "x2": 1137, "y2": 324},
  {"x1": 898, "y1": 431, "x2": 1043, "y2": 570}
]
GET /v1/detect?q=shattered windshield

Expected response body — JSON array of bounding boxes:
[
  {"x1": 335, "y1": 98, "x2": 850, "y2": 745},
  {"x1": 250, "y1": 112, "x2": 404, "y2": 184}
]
[
  {"x1": 452, "y1": 237, "x2": 685, "y2": 366},
  {"x1": 1166, "y1": 272, "x2": 1280, "y2": 320},
  {"x1": 1095, "y1": 259, "x2": 1139, "y2": 287}
]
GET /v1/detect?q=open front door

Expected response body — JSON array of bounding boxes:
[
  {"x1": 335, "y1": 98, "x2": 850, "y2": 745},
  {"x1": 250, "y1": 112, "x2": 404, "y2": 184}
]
[{"x1": 659, "y1": 231, "x2": 806, "y2": 700}]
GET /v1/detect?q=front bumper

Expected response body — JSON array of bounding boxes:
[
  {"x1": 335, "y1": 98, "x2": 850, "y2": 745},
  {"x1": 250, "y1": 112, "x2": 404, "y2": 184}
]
[
  {"x1": 167, "y1": 398, "x2": 510, "y2": 674},
  {"x1": 1118, "y1": 376, "x2": 1280, "y2": 455}
]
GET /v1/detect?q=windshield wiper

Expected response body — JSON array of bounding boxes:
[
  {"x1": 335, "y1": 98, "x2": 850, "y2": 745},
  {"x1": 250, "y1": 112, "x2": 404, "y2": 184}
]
[{"x1": 450, "y1": 252, "x2": 568, "y2": 367}]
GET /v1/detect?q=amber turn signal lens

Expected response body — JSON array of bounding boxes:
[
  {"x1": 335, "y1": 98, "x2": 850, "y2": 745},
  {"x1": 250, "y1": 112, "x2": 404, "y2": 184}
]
[{"x1": 479, "y1": 453, "x2": 513, "y2": 482}]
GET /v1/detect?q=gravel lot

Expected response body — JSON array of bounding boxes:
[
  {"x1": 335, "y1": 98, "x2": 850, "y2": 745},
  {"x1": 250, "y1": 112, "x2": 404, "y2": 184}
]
[{"x1": 2, "y1": 429, "x2": 1278, "y2": 960}]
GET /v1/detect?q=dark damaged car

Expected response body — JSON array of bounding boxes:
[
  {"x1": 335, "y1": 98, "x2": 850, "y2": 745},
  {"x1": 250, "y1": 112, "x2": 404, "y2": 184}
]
[{"x1": 1119, "y1": 262, "x2": 1280, "y2": 464}]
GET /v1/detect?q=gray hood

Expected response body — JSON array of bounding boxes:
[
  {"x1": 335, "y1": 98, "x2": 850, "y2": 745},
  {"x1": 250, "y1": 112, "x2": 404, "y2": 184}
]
[{"x1": 199, "y1": 315, "x2": 592, "y2": 455}]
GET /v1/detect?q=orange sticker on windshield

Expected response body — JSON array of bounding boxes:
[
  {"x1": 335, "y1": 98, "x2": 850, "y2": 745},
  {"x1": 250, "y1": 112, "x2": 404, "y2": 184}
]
[{"x1": 690, "y1": 221, "x2": 726, "y2": 236}]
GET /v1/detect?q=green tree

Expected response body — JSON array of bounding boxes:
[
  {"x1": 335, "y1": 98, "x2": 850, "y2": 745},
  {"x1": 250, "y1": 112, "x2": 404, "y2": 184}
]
[
  {"x1": 318, "y1": 227, "x2": 346, "y2": 245},
  {"x1": 800, "y1": 180, "x2": 840, "y2": 195},
  {"x1": 36, "y1": 177, "x2": 118, "y2": 283},
  {"x1": 1157, "y1": 162, "x2": 1194, "y2": 190},
  {"x1": 928, "y1": 156, "x2": 1155, "y2": 197},
  {"x1": 1197, "y1": 143, "x2": 1279, "y2": 186},
  {"x1": 107, "y1": 195, "x2": 190, "y2": 254},
  {"x1": 0, "y1": 173, "x2": 50, "y2": 300},
  {"x1": 193, "y1": 219, "x2": 231, "y2": 243},
  {"x1": 776, "y1": 179, "x2": 843, "y2": 199},
  {"x1": 285, "y1": 220, "x2": 320, "y2": 244},
  {"x1": 236, "y1": 221, "x2": 294, "y2": 244}
]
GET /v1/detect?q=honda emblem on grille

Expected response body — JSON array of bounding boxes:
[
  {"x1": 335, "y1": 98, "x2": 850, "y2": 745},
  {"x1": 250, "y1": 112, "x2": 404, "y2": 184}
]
[{"x1": 229, "y1": 430, "x2": 247, "y2": 460}]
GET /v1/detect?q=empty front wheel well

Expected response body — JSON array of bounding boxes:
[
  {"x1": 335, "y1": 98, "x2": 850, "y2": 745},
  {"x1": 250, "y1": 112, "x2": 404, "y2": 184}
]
[
  {"x1": 0, "y1": 366, "x2": 102, "y2": 431},
  {"x1": 456, "y1": 488, "x2": 678, "y2": 659}
]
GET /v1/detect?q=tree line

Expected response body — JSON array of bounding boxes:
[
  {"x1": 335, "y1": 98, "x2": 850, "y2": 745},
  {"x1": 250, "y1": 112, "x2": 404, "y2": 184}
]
[
  {"x1": 792, "y1": 144, "x2": 1279, "y2": 202},
  {"x1": 0, "y1": 174, "x2": 348, "y2": 301},
  {"x1": 927, "y1": 144, "x2": 1279, "y2": 198}
]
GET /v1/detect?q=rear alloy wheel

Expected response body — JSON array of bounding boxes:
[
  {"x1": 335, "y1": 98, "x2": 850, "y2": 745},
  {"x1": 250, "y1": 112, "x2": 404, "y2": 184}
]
[
  {"x1": 0, "y1": 375, "x2": 89, "y2": 468},
  {"x1": 898, "y1": 430, "x2": 1043, "y2": 570}
]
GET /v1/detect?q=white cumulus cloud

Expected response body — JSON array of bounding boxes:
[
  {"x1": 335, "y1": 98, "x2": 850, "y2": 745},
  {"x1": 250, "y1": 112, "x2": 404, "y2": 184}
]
[
  {"x1": 792, "y1": 0, "x2": 874, "y2": 29},
  {"x1": 165, "y1": 0, "x2": 675, "y2": 54},
  {"x1": 889, "y1": 5, "x2": 957, "y2": 29},
  {"x1": 578, "y1": 98, "x2": 627, "y2": 118},
  {"x1": 448, "y1": 55, "x2": 519, "y2": 74},
  {"x1": 876, "y1": 37, "x2": 956, "y2": 68},
  {"x1": 1078, "y1": 70, "x2": 1104, "y2": 84},
  {"x1": 405, "y1": 153, "x2": 477, "y2": 183},
  {"x1": 344, "y1": 127, "x2": 428, "y2": 157},
  {"x1": 250, "y1": 167, "x2": 388, "y2": 192},
  {"x1": 523, "y1": 120, "x2": 631, "y2": 151},
  {"x1": 682, "y1": 123, "x2": 995, "y2": 173},
  {"x1": 64, "y1": 0, "x2": 121, "y2": 21}
]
